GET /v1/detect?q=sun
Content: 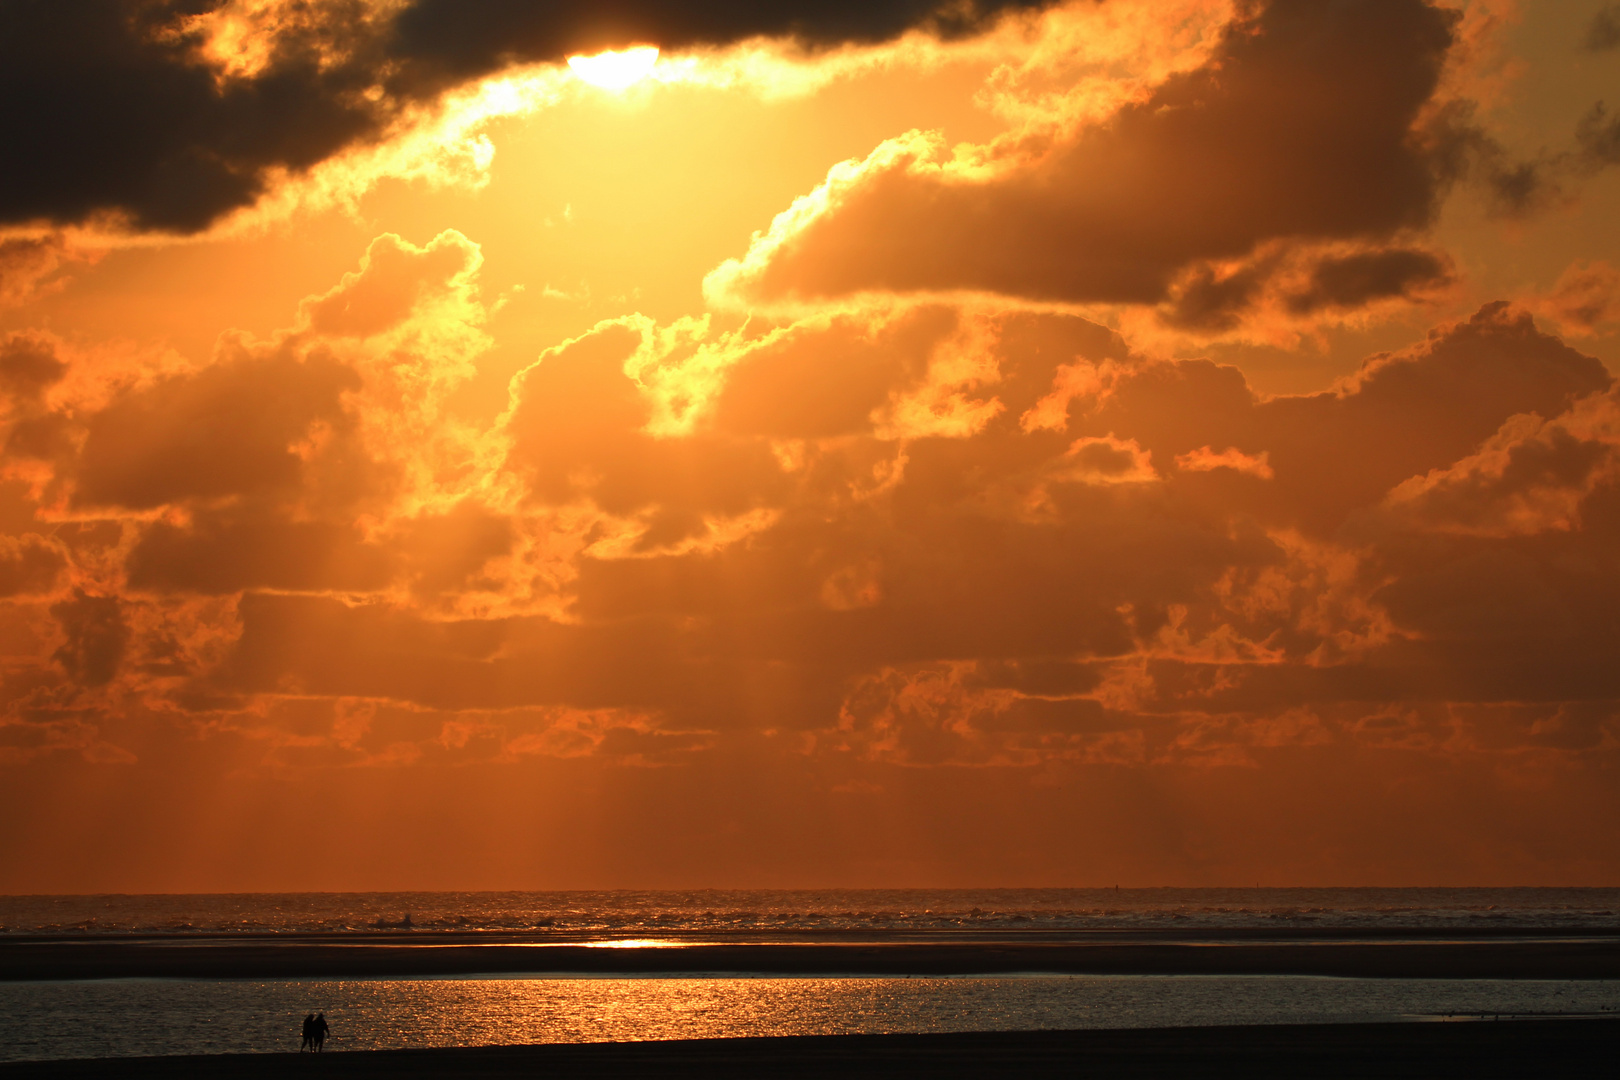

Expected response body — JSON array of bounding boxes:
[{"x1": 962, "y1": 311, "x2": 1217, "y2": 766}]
[{"x1": 567, "y1": 46, "x2": 660, "y2": 91}]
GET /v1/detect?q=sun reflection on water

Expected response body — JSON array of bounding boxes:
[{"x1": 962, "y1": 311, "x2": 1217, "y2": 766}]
[
  {"x1": 7, "y1": 976, "x2": 1620, "y2": 1062},
  {"x1": 581, "y1": 938, "x2": 689, "y2": 949}
]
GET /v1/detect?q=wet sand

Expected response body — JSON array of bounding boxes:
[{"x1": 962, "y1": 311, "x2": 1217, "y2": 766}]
[
  {"x1": 3, "y1": 933, "x2": 1619, "y2": 981},
  {"x1": 1, "y1": 1020, "x2": 1615, "y2": 1078}
]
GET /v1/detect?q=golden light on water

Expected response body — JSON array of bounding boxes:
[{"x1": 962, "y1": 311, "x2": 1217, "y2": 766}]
[
  {"x1": 265, "y1": 976, "x2": 1620, "y2": 1052},
  {"x1": 568, "y1": 47, "x2": 660, "y2": 90}
]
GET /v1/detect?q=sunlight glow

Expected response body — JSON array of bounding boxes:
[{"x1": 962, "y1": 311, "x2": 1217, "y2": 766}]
[{"x1": 568, "y1": 47, "x2": 660, "y2": 90}]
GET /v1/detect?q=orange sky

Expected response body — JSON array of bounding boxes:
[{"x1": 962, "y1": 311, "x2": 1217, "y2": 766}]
[{"x1": 3, "y1": 0, "x2": 1620, "y2": 891}]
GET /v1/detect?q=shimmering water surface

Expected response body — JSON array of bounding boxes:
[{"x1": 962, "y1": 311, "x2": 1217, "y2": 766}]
[
  {"x1": 3, "y1": 974, "x2": 1619, "y2": 1063},
  {"x1": 4, "y1": 890, "x2": 1618, "y2": 1063},
  {"x1": 4, "y1": 887, "x2": 1618, "y2": 936}
]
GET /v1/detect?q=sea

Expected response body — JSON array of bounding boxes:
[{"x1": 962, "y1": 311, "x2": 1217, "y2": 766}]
[{"x1": 2, "y1": 888, "x2": 1618, "y2": 1063}]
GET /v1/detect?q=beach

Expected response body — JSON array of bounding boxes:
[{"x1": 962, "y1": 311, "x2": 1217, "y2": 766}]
[{"x1": 2, "y1": 1020, "x2": 1615, "y2": 1078}]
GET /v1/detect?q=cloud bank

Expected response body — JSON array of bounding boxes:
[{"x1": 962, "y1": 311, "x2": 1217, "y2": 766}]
[
  {"x1": 4, "y1": 0, "x2": 1620, "y2": 888},
  {"x1": 5, "y1": 229, "x2": 1616, "y2": 789},
  {"x1": 0, "y1": 0, "x2": 1053, "y2": 234},
  {"x1": 709, "y1": 0, "x2": 1460, "y2": 313}
]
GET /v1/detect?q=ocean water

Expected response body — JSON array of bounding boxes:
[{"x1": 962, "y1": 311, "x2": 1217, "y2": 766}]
[
  {"x1": 4, "y1": 887, "x2": 1619, "y2": 937},
  {"x1": 3, "y1": 890, "x2": 1619, "y2": 1063},
  {"x1": 1, "y1": 974, "x2": 1619, "y2": 1063}
]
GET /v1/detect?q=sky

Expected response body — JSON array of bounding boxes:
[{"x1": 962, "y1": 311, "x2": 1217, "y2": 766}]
[{"x1": 2, "y1": 0, "x2": 1620, "y2": 892}]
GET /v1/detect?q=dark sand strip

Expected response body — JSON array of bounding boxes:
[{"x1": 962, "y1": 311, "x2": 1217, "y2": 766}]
[
  {"x1": 2, "y1": 1020, "x2": 1616, "y2": 1079},
  {"x1": 4, "y1": 938, "x2": 1620, "y2": 980}
]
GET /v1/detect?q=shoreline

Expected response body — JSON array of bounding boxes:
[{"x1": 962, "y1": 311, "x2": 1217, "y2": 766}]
[
  {"x1": 3, "y1": 1020, "x2": 1618, "y2": 1078},
  {"x1": 3, "y1": 934, "x2": 1619, "y2": 981}
]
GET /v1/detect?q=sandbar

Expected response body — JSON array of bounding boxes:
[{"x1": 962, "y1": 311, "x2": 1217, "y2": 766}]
[{"x1": 3, "y1": 933, "x2": 1619, "y2": 981}]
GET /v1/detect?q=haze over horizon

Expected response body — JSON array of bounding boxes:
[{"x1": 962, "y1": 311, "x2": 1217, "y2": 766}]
[{"x1": 3, "y1": 0, "x2": 1620, "y2": 893}]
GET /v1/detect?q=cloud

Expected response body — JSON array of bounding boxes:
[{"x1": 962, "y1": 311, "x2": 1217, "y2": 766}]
[
  {"x1": 14, "y1": 226, "x2": 483, "y2": 527},
  {"x1": 829, "y1": 661, "x2": 1143, "y2": 766},
  {"x1": 390, "y1": 1, "x2": 1055, "y2": 79},
  {"x1": 0, "y1": 0, "x2": 1052, "y2": 235},
  {"x1": 1157, "y1": 243, "x2": 1455, "y2": 336},
  {"x1": 8, "y1": 3, "x2": 1620, "y2": 889},
  {"x1": 500, "y1": 316, "x2": 789, "y2": 524},
  {"x1": 1051, "y1": 434, "x2": 1157, "y2": 485},
  {"x1": 50, "y1": 590, "x2": 129, "y2": 688},
  {"x1": 70, "y1": 347, "x2": 365, "y2": 511},
  {"x1": 1047, "y1": 303, "x2": 1607, "y2": 539},
  {"x1": 1282, "y1": 248, "x2": 1454, "y2": 316},
  {"x1": 4, "y1": 215, "x2": 1619, "y2": 792},
  {"x1": 300, "y1": 231, "x2": 483, "y2": 338},
  {"x1": 1576, "y1": 101, "x2": 1620, "y2": 169},
  {"x1": 1527, "y1": 260, "x2": 1620, "y2": 335},
  {"x1": 0, "y1": 534, "x2": 67, "y2": 598},
  {"x1": 1586, "y1": 4, "x2": 1620, "y2": 52},
  {"x1": 0, "y1": 0, "x2": 396, "y2": 233},
  {"x1": 711, "y1": 308, "x2": 952, "y2": 439},
  {"x1": 0, "y1": 228, "x2": 495, "y2": 615},
  {"x1": 0, "y1": 332, "x2": 67, "y2": 407},
  {"x1": 397, "y1": 499, "x2": 516, "y2": 598},
  {"x1": 0, "y1": 235, "x2": 91, "y2": 307},
  {"x1": 1175, "y1": 446, "x2": 1273, "y2": 479},
  {"x1": 709, "y1": 0, "x2": 1461, "y2": 310},
  {"x1": 178, "y1": 288, "x2": 1597, "y2": 746},
  {"x1": 1377, "y1": 404, "x2": 1619, "y2": 540},
  {"x1": 125, "y1": 508, "x2": 394, "y2": 595}
]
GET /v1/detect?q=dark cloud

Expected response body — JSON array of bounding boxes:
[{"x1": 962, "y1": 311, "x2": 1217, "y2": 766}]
[
  {"x1": 1119, "y1": 303, "x2": 1610, "y2": 534},
  {"x1": 1376, "y1": 415, "x2": 1613, "y2": 539},
  {"x1": 125, "y1": 508, "x2": 394, "y2": 594},
  {"x1": 718, "y1": 0, "x2": 1461, "y2": 306},
  {"x1": 1533, "y1": 260, "x2": 1620, "y2": 332},
  {"x1": 72, "y1": 347, "x2": 363, "y2": 510},
  {"x1": 1, "y1": 333, "x2": 73, "y2": 468},
  {"x1": 389, "y1": 0, "x2": 1054, "y2": 82},
  {"x1": 0, "y1": 235, "x2": 81, "y2": 306},
  {"x1": 0, "y1": 332, "x2": 65, "y2": 407},
  {"x1": 1160, "y1": 261, "x2": 1274, "y2": 332},
  {"x1": 1283, "y1": 248, "x2": 1452, "y2": 314},
  {"x1": 1577, "y1": 102, "x2": 1620, "y2": 168},
  {"x1": 1159, "y1": 246, "x2": 1453, "y2": 332},
  {"x1": 1586, "y1": 4, "x2": 1620, "y2": 51},
  {"x1": 1484, "y1": 160, "x2": 1556, "y2": 215},
  {"x1": 1420, "y1": 98, "x2": 1608, "y2": 219},
  {"x1": 0, "y1": 534, "x2": 65, "y2": 597},
  {"x1": 0, "y1": 0, "x2": 1050, "y2": 234},
  {"x1": 0, "y1": 0, "x2": 392, "y2": 232},
  {"x1": 50, "y1": 590, "x2": 128, "y2": 687}
]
